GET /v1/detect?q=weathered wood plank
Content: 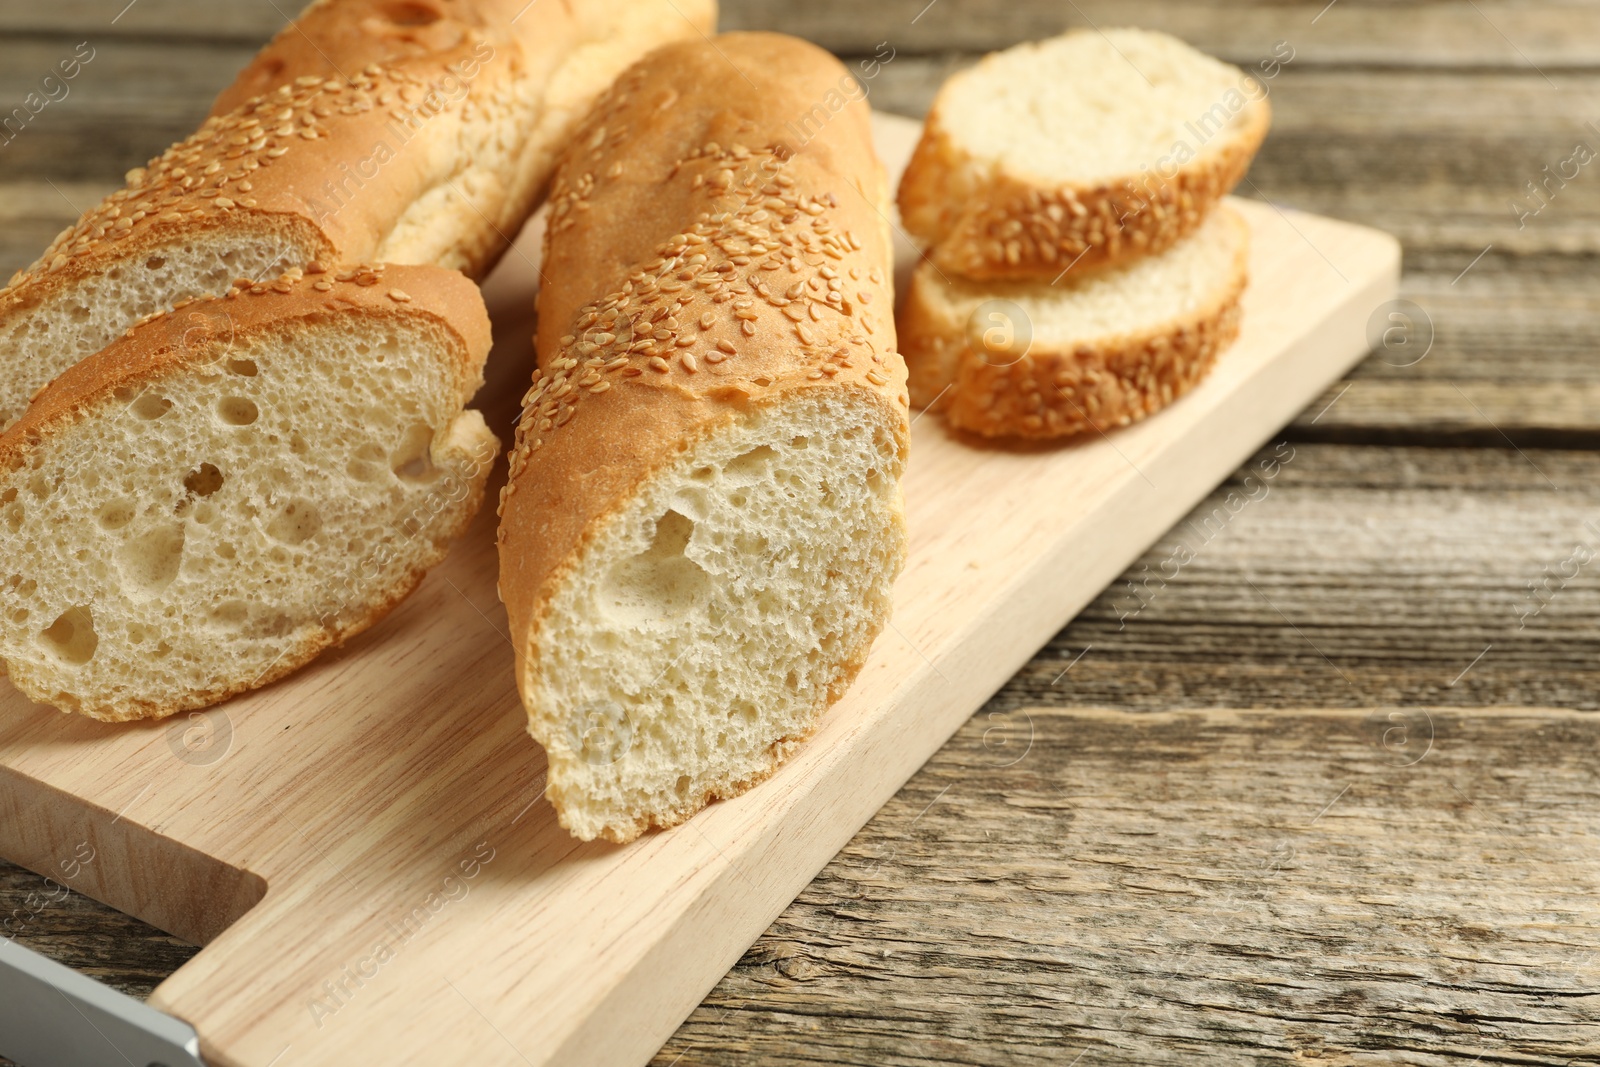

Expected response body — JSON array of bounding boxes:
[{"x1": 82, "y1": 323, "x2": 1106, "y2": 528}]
[
  {"x1": 655, "y1": 705, "x2": 1600, "y2": 1066},
  {"x1": 0, "y1": 38, "x2": 247, "y2": 180},
  {"x1": 7, "y1": 0, "x2": 1600, "y2": 70},
  {"x1": 724, "y1": 0, "x2": 1600, "y2": 69}
]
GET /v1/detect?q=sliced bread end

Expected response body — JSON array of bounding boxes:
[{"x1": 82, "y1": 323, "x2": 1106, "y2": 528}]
[
  {"x1": 0, "y1": 264, "x2": 496, "y2": 721},
  {"x1": 519, "y1": 390, "x2": 907, "y2": 843},
  {"x1": 898, "y1": 28, "x2": 1270, "y2": 282},
  {"x1": 899, "y1": 206, "x2": 1250, "y2": 439}
]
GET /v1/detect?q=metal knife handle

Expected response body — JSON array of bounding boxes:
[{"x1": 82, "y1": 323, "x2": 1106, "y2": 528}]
[{"x1": 0, "y1": 937, "x2": 205, "y2": 1067}]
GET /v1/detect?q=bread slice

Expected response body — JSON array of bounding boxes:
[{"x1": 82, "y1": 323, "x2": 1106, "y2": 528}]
[
  {"x1": 0, "y1": 0, "x2": 715, "y2": 434},
  {"x1": 497, "y1": 33, "x2": 910, "y2": 843},
  {"x1": 898, "y1": 28, "x2": 1269, "y2": 282},
  {"x1": 0, "y1": 263, "x2": 497, "y2": 721},
  {"x1": 899, "y1": 206, "x2": 1249, "y2": 439}
]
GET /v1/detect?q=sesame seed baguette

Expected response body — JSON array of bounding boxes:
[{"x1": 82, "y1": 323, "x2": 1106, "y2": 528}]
[
  {"x1": 900, "y1": 206, "x2": 1248, "y2": 439},
  {"x1": 0, "y1": 0, "x2": 715, "y2": 433},
  {"x1": 897, "y1": 28, "x2": 1269, "y2": 283},
  {"x1": 497, "y1": 32, "x2": 910, "y2": 843},
  {"x1": 0, "y1": 263, "x2": 498, "y2": 721}
]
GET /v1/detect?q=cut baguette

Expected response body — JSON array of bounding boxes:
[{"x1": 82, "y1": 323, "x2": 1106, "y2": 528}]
[
  {"x1": 0, "y1": 0, "x2": 715, "y2": 433},
  {"x1": 899, "y1": 206, "x2": 1249, "y2": 439},
  {"x1": 0, "y1": 264, "x2": 497, "y2": 721},
  {"x1": 497, "y1": 33, "x2": 910, "y2": 843},
  {"x1": 898, "y1": 28, "x2": 1269, "y2": 282}
]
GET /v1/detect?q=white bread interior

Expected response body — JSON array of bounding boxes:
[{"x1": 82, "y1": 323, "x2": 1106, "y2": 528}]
[
  {"x1": 0, "y1": 291, "x2": 496, "y2": 721},
  {"x1": 943, "y1": 29, "x2": 1265, "y2": 182},
  {"x1": 528, "y1": 391, "x2": 906, "y2": 843}
]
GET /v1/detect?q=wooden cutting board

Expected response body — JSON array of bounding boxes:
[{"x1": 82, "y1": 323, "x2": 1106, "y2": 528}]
[{"x1": 0, "y1": 114, "x2": 1397, "y2": 1067}]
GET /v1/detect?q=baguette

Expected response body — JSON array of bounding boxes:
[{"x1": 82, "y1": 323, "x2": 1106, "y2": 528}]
[
  {"x1": 0, "y1": 0, "x2": 715, "y2": 433},
  {"x1": 899, "y1": 207, "x2": 1248, "y2": 438},
  {"x1": 497, "y1": 33, "x2": 910, "y2": 843},
  {"x1": 898, "y1": 28, "x2": 1269, "y2": 282},
  {"x1": 0, "y1": 263, "x2": 496, "y2": 721}
]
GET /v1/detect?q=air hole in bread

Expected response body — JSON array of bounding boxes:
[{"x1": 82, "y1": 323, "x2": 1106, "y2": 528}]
[
  {"x1": 226, "y1": 358, "x2": 258, "y2": 377},
  {"x1": 132, "y1": 394, "x2": 173, "y2": 420},
  {"x1": 40, "y1": 607, "x2": 97, "y2": 665},
  {"x1": 267, "y1": 499, "x2": 322, "y2": 546},
  {"x1": 600, "y1": 509, "x2": 709, "y2": 627},
  {"x1": 118, "y1": 524, "x2": 185, "y2": 594},
  {"x1": 97, "y1": 500, "x2": 135, "y2": 530},
  {"x1": 183, "y1": 463, "x2": 224, "y2": 498},
  {"x1": 145, "y1": 256, "x2": 166, "y2": 271},
  {"x1": 391, "y1": 424, "x2": 437, "y2": 482},
  {"x1": 210, "y1": 601, "x2": 249, "y2": 628},
  {"x1": 217, "y1": 397, "x2": 259, "y2": 426},
  {"x1": 723, "y1": 445, "x2": 777, "y2": 481}
]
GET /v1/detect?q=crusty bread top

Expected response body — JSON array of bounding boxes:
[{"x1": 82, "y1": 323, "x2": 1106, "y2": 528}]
[
  {"x1": 0, "y1": 262, "x2": 491, "y2": 460},
  {"x1": 3, "y1": 0, "x2": 718, "y2": 301},
  {"x1": 497, "y1": 32, "x2": 907, "y2": 663},
  {"x1": 210, "y1": 0, "x2": 530, "y2": 116},
  {"x1": 7, "y1": 59, "x2": 486, "y2": 296}
]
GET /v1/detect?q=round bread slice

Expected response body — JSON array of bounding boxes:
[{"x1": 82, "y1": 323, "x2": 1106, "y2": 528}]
[
  {"x1": 899, "y1": 206, "x2": 1249, "y2": 439},
  {"x1": 898, "y1": 28, "x2": 1270, "y2": 282},
  {"x1": 0, "y1": 264, "x2": 498, "y2": 721},
  {"x1": 498, "y1": 33, "x2": 910, "y2": 844}
]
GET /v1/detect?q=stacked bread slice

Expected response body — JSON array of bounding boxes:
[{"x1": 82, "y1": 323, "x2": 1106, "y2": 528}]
[{"x1": 896, "y1": 28, "x2": 1268, "y2": 438}]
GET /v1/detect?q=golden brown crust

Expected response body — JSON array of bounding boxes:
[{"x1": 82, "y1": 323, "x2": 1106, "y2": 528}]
[
  {"x1": 897, "y1": 66, "x2": 1269, "y2": 283},
  {"x1": 898, "y1": 210, "x2": 1249, "y2": 440},
  {"x1": 495, "y1": 32, "x2": 909, "y2": 841},
  {"x1": 0, "y1": 262, "x2": 495, "y2": 721},
  {"x1": 209, "y1": 0, "x2": 530, "y2": 117}
]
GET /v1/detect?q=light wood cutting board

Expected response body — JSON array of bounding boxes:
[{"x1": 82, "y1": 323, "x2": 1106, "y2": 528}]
[{"x1": 0, "y1": 113, "x2": 1398, "y2": 1067}]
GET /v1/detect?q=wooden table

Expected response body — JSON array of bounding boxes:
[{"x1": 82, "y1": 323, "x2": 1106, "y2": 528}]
[{"x1": 2, "y1": 2, "x2": 1596, "y2": 1063}]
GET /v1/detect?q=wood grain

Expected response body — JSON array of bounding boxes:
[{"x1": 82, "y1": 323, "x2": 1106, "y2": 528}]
[
  {"x1": 8, "y1": 1, "x2": 1600, "y2": 67},
  {"x1": 655, "y1": 706, "x2": 1600, "y2": 1067}
]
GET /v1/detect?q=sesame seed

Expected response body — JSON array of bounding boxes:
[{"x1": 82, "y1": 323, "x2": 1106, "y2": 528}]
[
  {"x1": 648, "y1": 356, "x2": 671, "y2": 373},
  {"x1": 388, "y1": 289, "x2": 412, "y2": 303}
]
